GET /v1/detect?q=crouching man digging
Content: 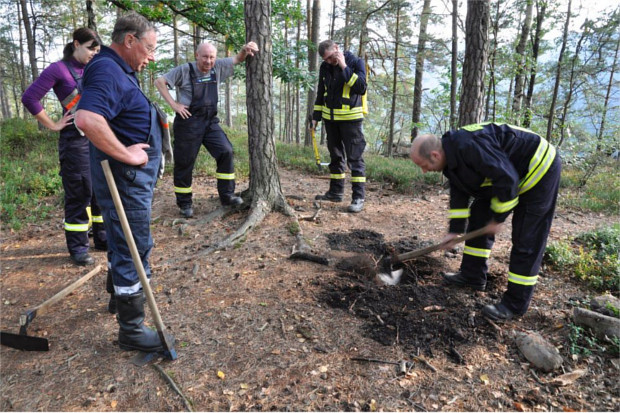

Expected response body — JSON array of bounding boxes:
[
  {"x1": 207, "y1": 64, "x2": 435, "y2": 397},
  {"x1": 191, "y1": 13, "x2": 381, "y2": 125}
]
[
  {"x1": 409, "y1": 123, "x2": 561, "y2": 321},
  {"x1": 75, "y1": 12, "x2": 174, "y2": 352}
]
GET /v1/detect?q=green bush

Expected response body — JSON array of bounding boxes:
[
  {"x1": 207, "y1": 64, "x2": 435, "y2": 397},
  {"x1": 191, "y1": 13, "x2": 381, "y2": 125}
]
[{"x1": 545, "y1": 225, "x2": 620, "y2": 292}]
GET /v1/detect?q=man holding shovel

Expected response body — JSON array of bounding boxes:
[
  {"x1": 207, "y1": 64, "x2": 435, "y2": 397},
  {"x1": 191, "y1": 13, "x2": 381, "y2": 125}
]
[
  {"x1": 410, "y1": 123, "x2": 561, "y2": 321},
  {"x1": 75, "y1": 12, "x2": 174, "y2": 352}
]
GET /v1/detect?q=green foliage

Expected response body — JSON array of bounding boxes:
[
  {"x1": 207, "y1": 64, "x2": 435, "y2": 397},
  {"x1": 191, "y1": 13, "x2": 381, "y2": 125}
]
[
  {"x1": 568, "y1": 324, "x2": 600, "y2": 356},
  {"x1": 559, "y1": 163, "x2": 620, "y2": 213},
  {"x1": 1, "y1": 119, "x2": 62, "y2": 230},
  {"x1": 286, "y1": 221, "x2": 300, "y2": 236},
  {"x1": 545, "y1": 225, "x2": 620, "y2": 292},
  {"x1": 605, "y1": 302, "x2": 620, "y2": 318}
]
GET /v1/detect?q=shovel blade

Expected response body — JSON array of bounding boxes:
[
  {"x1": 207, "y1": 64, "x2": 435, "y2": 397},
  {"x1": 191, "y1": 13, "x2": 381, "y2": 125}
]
[{"x1": 1, "y1": 331, "x2": 49, "y2": 351}]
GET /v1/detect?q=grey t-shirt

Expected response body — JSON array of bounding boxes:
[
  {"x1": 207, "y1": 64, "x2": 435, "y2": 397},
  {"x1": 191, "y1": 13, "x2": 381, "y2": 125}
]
[{"x1": 162, "y1": 57, "x2": 234, "y2": 106}]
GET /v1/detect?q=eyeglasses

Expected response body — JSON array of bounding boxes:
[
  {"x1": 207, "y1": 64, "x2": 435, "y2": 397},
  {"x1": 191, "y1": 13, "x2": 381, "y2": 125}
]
[{"x1": 133, "y1": 34, "x2": 156, "y2": 56}]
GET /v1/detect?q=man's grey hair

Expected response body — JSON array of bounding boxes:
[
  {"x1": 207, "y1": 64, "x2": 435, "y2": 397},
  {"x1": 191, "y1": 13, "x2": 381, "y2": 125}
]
[
  {"x1": 416, "y1": 134, "x2": 442, "y2": 160},
  {"x1": 111, "y1": 11, "x2": 156, "y2": 44},
  {"x1": 318, "y1": 39, "x2": 336, "y2": 57}
]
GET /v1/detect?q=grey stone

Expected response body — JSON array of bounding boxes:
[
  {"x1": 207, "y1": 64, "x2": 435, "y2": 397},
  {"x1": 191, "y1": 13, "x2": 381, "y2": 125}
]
[{"x1": 515, "y1": 331, "x2": 563, "y2": 372}]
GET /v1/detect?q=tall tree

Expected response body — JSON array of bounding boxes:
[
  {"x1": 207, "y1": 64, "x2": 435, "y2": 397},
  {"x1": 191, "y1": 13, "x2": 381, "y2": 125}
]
[
  {"x1": 386, "y1": 1, "x2": 403, "y2": 157},
  {"x1": 19, "y1": 0, "x2": 37, "y2": 81},
  {"x1": 86, "y1": 0, "x2": 97, "y2": 31},
  {"x1": 523, "y1": 0, "x2": 547, "y2": 127},
  {"x1": 304, "y1": 0, "x2": 320, "y2": 146},
  {"x1": 511, "y1": 0, "x2": 534, "y2": 123},
  {"x1": 458, "y1": 0, "x2": 490, "y2": 126},
  {"x1": 596, "y1": 28, "x2": 620, "y2": 152},
  {"x1": 546, "y1": 0, "x2": 571, "y2": 142},
  {"x1": 449, "y1": 0, "x2": 458, "y2": 129},
  {"x1": 411, "y1": 0, "x2": 432, "y2": 141}
]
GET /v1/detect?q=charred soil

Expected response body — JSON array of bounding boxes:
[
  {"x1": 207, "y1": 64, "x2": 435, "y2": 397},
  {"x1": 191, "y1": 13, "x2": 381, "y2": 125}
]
[{"x1": 1, "y1": 168, "x2": 618, "y2": 412}]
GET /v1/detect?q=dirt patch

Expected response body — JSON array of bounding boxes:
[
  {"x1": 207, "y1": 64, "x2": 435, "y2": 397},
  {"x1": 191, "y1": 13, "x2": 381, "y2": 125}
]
[{"x1": 1, "y1": 168, "x2": 618, "y2": 411}]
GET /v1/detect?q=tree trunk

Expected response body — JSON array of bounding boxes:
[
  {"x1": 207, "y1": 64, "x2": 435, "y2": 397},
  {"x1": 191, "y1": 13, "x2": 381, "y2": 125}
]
[
  {"x1": 14, "y1": 0, "x2": 25, "y2": 118},
  {"x1": 86, "y1": 0, "x2": 97, "y2": 31},
  {"x1": 485, "y1": 0, "x2": 501, "y2": 121},
  {"x1": 296, "y1": 3, "x2": 302, "y2": 144},
  {"x1": 557, "y1": 23, "x2": 588, "y2": 148},
  {"x1": 449, "y1": 0, "x2": 458, "y2": 130},
  {"x1": 458, "y1": 0, "x2": 490, "y2": 127},
  {"x1": 330, "y1": 0, "x2": 336, "y2": 39},
  {"x1": 343, "y1": 0, "x2": 351, "y2": 50},
  {"x1": 387, "y1": 2, "x2": 402, "y2": 157},
  {"x1": 411, "y1": 0, "x2": 432, "y2": 141},
  {"x1": 596, "y1": 33, "x2": 619, "y2": 152},
  {"x1": 305, "y1": 0, "x2": 321, "y2": 146},
  {"x1": 546, "y1": 0, "x2": 571, "y2": 143},
  {"x1": 511, "y1": 0, "x2": 534, "y2": 123},
  {"x1": 244, "y1": 0, "x2": 289, "y2": 214},
  {"x1": 523, "y1": 0, "x2": 546, "y2": 128},
  {"x1": 19, "y1": 0, "x2": 37, "y2": 81},
  {"x1": 173, "y1": 14, "x2": 179, "y2": 66},
  {"x1": 225, "y1": 47, "x2": 233, "y2": 127}
]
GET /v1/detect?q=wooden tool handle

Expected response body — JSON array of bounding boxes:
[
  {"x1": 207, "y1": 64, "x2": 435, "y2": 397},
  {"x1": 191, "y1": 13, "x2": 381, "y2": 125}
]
[
  {"x1": 397, "y1": 226, "x2": 491, "y2": 263},
  {"x1": 20, "y1": 265, "x2": 101, "y2": 328},
  {"x1": 101, "y1": 160, "x2": 175, "y2": 354}
]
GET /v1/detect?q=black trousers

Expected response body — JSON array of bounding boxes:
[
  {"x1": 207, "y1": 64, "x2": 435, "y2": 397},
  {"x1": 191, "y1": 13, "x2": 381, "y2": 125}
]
[
  {"x1": 59, "y1": 127, "x2": 105, "y2": 255},
  {"x1": 172, "y1": 115, "x2": 235, "y2": 208},
  {"x1": 459, "y1": 155, "x2": 562, "y2": 315},
  {"x1": 323, "y1": 120, "x2": 366, "y2": 200}
]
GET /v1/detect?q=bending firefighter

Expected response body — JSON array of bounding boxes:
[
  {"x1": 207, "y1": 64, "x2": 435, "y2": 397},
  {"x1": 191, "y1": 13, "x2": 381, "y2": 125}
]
[
  {"x1": 410, "y1": 123, "x2": 561, "y2": 321},
  {"x1": 155, "y1": 41, "x2": 258, "y2": 218},
  {"x1": 310, "y1": 40, "x2": 367, "y2": 213},
  {"x1": 21, "y1": 28, "x2": 107, "y2": 266}
]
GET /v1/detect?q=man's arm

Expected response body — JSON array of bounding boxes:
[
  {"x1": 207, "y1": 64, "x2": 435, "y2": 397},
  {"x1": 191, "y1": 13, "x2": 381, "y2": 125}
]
[
  {"x1": 154, "y1": 76, "x2": 191, "y2": 119},
  {"x1": 74, "y1": 109, "x2": 149, "y2": 167},
  {"x1": 232, "y1": 41, "x2": 259, "y2": 64}
]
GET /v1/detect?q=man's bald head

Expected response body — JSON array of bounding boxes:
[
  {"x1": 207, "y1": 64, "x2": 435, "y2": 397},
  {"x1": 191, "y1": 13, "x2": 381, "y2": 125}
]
[
  {"x1": 196, "y1": 42, "x2": 217, "y2": 72},
  {"x1": 410, "y1": 134, "x2": 446, "y2": 173}
]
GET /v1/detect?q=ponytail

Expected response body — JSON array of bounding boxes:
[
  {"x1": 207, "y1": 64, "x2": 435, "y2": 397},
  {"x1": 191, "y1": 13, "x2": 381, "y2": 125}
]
[{"x1": 62, "y1": 42, "x2": 75, "y2": 61}]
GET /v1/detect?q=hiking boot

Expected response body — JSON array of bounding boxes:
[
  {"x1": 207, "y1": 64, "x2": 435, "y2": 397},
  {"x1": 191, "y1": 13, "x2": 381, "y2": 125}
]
[
  {"x1": 70, "y1": 252, "x2": 95, "y2": 266},
  {"x1": 441, "y1": 271, "x2": 486, "y2": 291},
  {"x1": 180, "y1": 206, "x2": 193, "y2": 218},
  {"x1": 347, "y1": 198, "x2": 365, "y2": 213},
  {"x1": 221, "y1": 195, "x2": 243, "y2": 207},
  {"x1": 315, "y1": 192, "x2": 343, "y2": 202},
  {"x1": 482, "y1": 302, "x2": 516, "y2": 322},
  {"x1": 116, "y1": 292, "x2": 175, "y2": 352}
]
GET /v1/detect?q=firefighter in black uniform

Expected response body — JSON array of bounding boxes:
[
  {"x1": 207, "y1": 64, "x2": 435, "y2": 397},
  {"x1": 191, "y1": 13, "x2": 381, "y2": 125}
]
[
  {"x1": 310, "y1": 40, "x2": 367, "y2": 213},
  {"x1": 155, "y1": 41, "x2": 258, "y2": 217},
  {"x1": 409, "y1": 123, "x2": 561, "y2": 321}
]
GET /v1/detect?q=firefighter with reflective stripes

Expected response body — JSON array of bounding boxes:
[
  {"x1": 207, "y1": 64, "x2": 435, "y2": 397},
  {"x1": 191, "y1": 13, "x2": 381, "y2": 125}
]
[
  {"x1": 21, "y1": 28, "x2": 107, "y2": 266},
  {"x1": 310, "y1": 40, "x2": 367, "y2": 213},
  {"x1": 410, "y1": 123, "x2": 561, "y2": 321},
  {"x1": 155, "y1": 41, "x2": 258, "y2": 218}
]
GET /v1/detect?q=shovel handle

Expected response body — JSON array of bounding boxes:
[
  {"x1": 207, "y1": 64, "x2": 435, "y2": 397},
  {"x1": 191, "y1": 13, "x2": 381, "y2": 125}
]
[
  {"x1": 19, "y1": 265, "x2": 102, "y2": 330},
  {"x1": 101, "y1": 160, "x2": 176, "y2": 357},
  {"x1": 396, "y1": 226, "x2": 491, "y2": 263}
]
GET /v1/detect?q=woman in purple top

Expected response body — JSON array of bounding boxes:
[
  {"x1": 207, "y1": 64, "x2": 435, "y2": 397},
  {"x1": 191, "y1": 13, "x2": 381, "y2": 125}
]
[{"x1": 21, "y1": 28, "x2": 108, "y2": 269}]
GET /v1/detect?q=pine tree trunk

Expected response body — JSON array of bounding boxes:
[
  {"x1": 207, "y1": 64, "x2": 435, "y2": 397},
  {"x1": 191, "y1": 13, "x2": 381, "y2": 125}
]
[
  {"x1": 511, "y1": 0, "x2": 534, "y2": 123},
  {"x1": 305, "y1": 0, "x2": 321, "y2": 146},
  {"x1": 387, "y1": 2, "x2": 401, "y2": 157},
  {"x1": 458, "y1": 0, "x2": 490, "y2": 127},
  {"x1": 485, "y1": 0, "x2": 501, "y2": 121},
  {"x1": 596, "y1": 34, "x2": 619, "y2": 152},
  {"x1": 546, "y1": 0, "x2": 571, "y2": 143},
  {"x1": 411, "y1": 0, "x2": 431, "y2": 141},
  {"x1": 225, "y1": 47, "x2": 233, "y2": 127},
  {"x1": 19, "y1": 0, "x2": 37, "y2": 81},
  {"x1": 450, "y1": 0, "x2": 458, "y2": 130},
  {"x1": 244, "y1": 0, "x2": 286, "y2": 210},
  {"x1": 523, "y1": 0, "x2": 546, "y2": 128}
]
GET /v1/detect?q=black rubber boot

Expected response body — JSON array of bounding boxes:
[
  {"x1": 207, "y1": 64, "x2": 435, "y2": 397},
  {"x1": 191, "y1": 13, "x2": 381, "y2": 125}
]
[
  {"x1": 106, "y1": 271, "x2": 117, "y2": 314},
  {"x1": 116, "y1": 292, "x2": 173, "y2": 352}
]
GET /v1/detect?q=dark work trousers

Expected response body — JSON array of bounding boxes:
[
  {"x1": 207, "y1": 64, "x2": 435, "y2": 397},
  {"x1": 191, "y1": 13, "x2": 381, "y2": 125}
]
[
  {"x1": 323, "y1": 120, "x2": 366, "y2": 200},
  {"x1": 89, "y1": 105, "x2": 162, "y2": 294},
  {"x1": 459, "y1": 155, "x2": 562, "y2": 315},
  {"x1": 59, "y1": 126, "x2": 106, "y2": 255},
  {"x1": 172, "y1": 111, "x2": 235, "y2": 208}
]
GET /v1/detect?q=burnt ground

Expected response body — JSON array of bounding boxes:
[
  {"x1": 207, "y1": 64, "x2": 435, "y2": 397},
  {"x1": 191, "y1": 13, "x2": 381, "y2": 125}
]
[{"x1": 1, "y1": 167, "x2": 619, "y2": 412}]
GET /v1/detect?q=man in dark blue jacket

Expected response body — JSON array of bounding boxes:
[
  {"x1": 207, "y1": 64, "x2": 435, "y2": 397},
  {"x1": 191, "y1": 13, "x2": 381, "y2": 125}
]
[
  {"x1": 310, "y1": 40, "x2": 367, "y2": 213},
  {"x1": 410, "y1": 123, "x2": 561, "y2": 321}
]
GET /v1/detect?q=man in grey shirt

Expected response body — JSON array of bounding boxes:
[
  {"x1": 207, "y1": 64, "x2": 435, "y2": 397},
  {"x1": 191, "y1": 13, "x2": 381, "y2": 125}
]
[{"x1": 155, "y1": 41, "x2": 258, "y2": 217}]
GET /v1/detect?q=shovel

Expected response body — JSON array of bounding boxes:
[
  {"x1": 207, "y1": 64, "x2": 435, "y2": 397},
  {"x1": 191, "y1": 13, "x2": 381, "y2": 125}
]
[
  {"x1": 100, "y1": 160, "x2": 177, "y2": 362},
  {"x1": 1, "y1": 265, "x2": 102, "y2": 351},
  {"x1": 376, "y1": 226, "x2": 491, "y2": 285}
]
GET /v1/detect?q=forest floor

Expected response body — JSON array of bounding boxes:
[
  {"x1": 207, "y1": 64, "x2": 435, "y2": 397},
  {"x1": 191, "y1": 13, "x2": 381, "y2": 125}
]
[{"x1": 1, "y1": 167, "x2": 618, "y2": 412}]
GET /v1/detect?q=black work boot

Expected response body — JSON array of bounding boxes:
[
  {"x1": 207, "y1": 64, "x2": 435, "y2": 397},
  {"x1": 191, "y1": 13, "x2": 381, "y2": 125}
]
[
  {"x1": 70, "y1": 252, "x2": 95, "y2": 266},
  {"x1": 315, "y1": 192, "x2": 343, "y2": 202},
  {"x1": 482, "y1": 302, "x2": 516, "y2": 322},
  {"x1": 106, "y1": 271, "x2": 117, "y2": 314},
  {"x1": 116, "y1": 292, "x2": 174, "y2": 352},
  {"x1": 221, "y1": 195, "x2": 243, "y2": 206},
  {"x1": 441, "y1": 271, "x2": 486, "y2": 291}
]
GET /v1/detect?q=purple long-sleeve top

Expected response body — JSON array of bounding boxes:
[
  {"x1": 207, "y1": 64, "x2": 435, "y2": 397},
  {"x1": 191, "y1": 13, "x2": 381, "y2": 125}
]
[{"x1": 21, "y1": 58, "x2": 84, "y2": 116}]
